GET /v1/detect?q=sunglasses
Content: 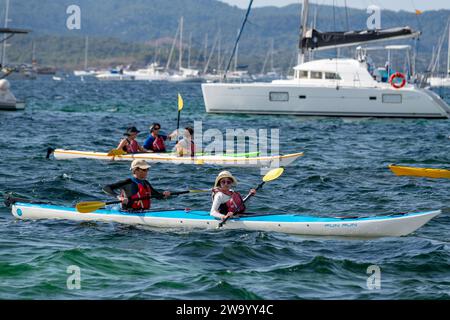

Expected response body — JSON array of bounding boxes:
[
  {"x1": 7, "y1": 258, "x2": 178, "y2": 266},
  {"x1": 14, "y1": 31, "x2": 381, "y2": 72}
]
[
  {"x1": 137, "y1": 168, "x2": 149, "y2": 172},
  {"x1": 220, "y1": 179, "x2": 233, "y2": 185}
]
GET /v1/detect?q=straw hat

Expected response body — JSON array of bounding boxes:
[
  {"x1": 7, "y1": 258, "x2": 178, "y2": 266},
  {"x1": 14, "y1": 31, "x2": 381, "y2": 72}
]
[
  {"x1": 130, "y1": 159, "x2": 151, "y2": 171},
  {"x1": 214, "y1": 171, "x2": 238, "y2": 187}
]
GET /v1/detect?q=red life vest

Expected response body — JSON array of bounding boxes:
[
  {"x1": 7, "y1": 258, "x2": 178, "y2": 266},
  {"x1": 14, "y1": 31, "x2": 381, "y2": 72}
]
[
  {"x1": 152, "y1": 136, "x2": 166, "y2": 152},
  {"x1": 123, "y1": 139, "x2": 139, "y2": 153},
  {"x1": 212, "y1": 188, "x2": 246, "y2": 214},
  {"x1": 122, "y1": 179, "x2": 152, "y2": 210}
]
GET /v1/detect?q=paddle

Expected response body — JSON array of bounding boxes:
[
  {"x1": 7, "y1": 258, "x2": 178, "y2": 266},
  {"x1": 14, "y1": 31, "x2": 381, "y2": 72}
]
[
  {"x1": 176, "y1": 93, "x2": 183, "y2": 141},
  {"x1": 75, "y1": 189, "x2": 209, "y2": 213},
  {"x1": 106, "y1": 149, "x2": 127, "y2": 156},
  {"x1": 217, "y1": 167, "x2": 285, "y2": 229}
]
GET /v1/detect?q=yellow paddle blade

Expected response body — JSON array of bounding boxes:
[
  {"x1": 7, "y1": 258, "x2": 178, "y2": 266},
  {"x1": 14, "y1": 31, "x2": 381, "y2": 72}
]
[
  {"x1": 76, "y1": 201, "x2": 107, "y2": 213},
  {"x1": 107, "y1": 149, "x2": 126, "y2": 156},
  {"x1": 188, "y1": 189, "x2": 210, "y2": 193},
  {"x1": 178, "y1": 93, "x2": 184, "y2": 111},
  {"x1": 263, "y1": 167, "x2": 284, "y2": 182}
]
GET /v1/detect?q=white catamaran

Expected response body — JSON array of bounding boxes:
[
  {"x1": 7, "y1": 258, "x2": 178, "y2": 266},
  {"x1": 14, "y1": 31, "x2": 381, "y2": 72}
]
[{"x1": 202, "y1": 0, "x2": 450, "y2": 118}]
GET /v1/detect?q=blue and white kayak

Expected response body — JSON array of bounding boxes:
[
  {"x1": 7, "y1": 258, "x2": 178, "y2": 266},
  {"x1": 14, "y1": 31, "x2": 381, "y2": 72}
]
[{"x1": 11, "y1": 202, "x2": 440, "y2": 237}]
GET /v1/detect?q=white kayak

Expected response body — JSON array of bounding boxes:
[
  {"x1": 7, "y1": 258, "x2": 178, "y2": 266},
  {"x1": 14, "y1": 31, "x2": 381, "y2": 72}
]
[
  {"x1": 51, "y1": 149, "x2": 303, "y2": 167},
  {"x1": 10, "y1": 202, "x2": 440, "y2": 238}
]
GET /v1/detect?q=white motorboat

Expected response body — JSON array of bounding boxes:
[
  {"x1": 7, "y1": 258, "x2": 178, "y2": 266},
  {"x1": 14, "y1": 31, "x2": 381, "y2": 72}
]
[
  {"x1": 124, "y1": 63, "x2": 169, "y2": 81},
  {"x1": 202, "y1": 0, "x2": 450, "y2": 118},
  {"x1": 202, "y1": 57, "x2": 450, "y2": 118},
  {"x1": 0, "y1": 79, "x2": 24, "y2": 111}
]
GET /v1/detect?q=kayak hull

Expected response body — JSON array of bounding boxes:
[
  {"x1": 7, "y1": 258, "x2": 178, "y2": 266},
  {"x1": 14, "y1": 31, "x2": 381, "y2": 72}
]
[
  {"x1": 11, "y1": 202, "x2": 440, "y2": 238},
  {"x1": 389, "y1": 164, "x2": 450, "y2": 179},
  {"x1": 52, "y1": 149, "x2": 303, "y2": 167}
]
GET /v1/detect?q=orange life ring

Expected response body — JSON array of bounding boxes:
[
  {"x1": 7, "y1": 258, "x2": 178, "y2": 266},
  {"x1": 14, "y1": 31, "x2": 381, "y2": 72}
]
[{"x1": 389, "y1": 72, "x2": 406, "y2": 89}]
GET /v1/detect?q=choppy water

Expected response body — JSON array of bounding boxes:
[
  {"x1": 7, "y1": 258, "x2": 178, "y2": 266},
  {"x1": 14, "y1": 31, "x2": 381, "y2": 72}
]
[{"x1": 0, "y1": 78, "x2": 449, "y2": 299}]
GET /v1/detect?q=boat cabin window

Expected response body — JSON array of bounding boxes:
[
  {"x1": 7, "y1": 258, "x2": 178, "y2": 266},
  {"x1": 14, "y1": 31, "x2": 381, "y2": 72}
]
[
  {"x1": 382, "y1": 94, "x2": 402, "y2": 104},
  {"x1": 298, "y1": 70, "x2": 308, "y2": 79},
  {"x1": 310, "y1": 71, "x2": 322, "y2": 79},
  {"x1": 269, "y1": 92, "x2": 289, "y2": 102},
  {"x1": 325, "y1": 72, "x2": 341, "y2": 80}
]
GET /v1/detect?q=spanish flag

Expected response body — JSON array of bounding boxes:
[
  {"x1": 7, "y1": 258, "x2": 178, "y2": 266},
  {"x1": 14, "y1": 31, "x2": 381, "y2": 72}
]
[
  {"x1": 178, "y1": 93, "x2": 183, "y2": 111},
  {"x1": 415, "y1": 9, "x2": 423, "y2": 15}
]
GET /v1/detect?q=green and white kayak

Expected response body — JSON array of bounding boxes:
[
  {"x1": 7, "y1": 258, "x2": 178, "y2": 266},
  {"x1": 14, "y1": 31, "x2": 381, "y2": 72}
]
[
  {"x1": 11, "y1": 202, "x2": 440, "y2": 238},
  {"x1": 51, "y1": 149, "x2": 303, "y2": 167}
]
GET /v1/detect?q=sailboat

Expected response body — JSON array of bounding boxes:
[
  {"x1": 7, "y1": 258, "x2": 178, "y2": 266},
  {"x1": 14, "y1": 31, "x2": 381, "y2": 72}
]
[
  {"x1": 73, "y1": 37, "x2": 97, "y2": 77},
  {"x1": 202, "y1": 0, "x2": 450, "y2": 118},
  {"x1": 167, "y1": 17, "x2": 202, "y2": 82},
  {"x1": 428, "y1": 18, "x2": 450, "y2": 87}
]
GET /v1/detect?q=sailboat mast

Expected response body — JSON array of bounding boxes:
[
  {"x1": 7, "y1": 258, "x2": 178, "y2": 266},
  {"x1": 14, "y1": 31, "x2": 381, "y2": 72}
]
[
  {"x1": 179, "y1": 16, "x2": 183, "y2": 70},
  {"x1": 298, "y1": 0, "x2": 309, "y2": 65},
  {"x1": 188, "y1": 32, "x2": 192, "y2": 69},
  {"x1": 84, "y1": 36, "x2": 88, "y2": 70},
  {"x1": 447, "y1": 20, "x2": 450, "y2": 76},
  {"x1": 1, "y1": 0, "x2": 10, "y2": 66},
  {"x1": 234, "y1": 29, "x2": 239, "y2": 72}
]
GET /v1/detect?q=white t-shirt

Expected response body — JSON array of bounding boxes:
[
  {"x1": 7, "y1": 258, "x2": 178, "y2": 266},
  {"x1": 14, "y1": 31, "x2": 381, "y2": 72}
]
[{"x1": 210, "y1": 191, "x2": 233, "y2": 218}]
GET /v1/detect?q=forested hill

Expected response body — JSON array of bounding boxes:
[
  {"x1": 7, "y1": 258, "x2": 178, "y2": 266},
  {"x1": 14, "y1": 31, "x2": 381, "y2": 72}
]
[{"x1": 3, "y1": 0, "x2": 450, "y2": 73}]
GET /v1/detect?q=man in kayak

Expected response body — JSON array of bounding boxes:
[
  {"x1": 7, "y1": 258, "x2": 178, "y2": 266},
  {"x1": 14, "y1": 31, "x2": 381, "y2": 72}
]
[
  {"x1": 117, "y1": 126, "x2": 147, "y2": 154},
  {"x1": 210, "y1": 171, "x2": 256, "y2": 220},
  {"x1": 143, "y1": 123, "x2": 176, "y2": 152},
  {"x1": 175, "y1": 126, "x2": 196, "y2": 157},
  {"x1": 102, "y1": 159, "x2": 171, "y2": 211}
]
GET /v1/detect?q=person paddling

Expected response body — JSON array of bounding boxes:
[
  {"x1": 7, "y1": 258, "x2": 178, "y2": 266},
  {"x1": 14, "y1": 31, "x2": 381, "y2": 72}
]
[
  {"x1": 210, "y1": 171, "x2": 256, "y2": 220},
  {"x1": 143, "y1": 123, "x2": 175, "y2": 152},
  {"x1": 175, "y1": 126, "x2": 196, "y2": 157},
  {"x1": 117, "y1": 126, "x2": 147, "y2": 154},
  {"x1": 102, "y1": 159, "x2": 171, "y2": 211}
]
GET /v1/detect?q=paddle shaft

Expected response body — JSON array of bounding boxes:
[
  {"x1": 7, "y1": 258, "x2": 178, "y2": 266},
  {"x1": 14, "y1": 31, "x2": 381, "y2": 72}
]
[
  {"x1": 217, "y1": 181, "x2": 265, "y2": 228},
  {"x1": 109, "y1": 190, "x2": 192, "y2": 205},
  {"x1": 176, "y1": 110, "x2": 181, "y2": 141}
]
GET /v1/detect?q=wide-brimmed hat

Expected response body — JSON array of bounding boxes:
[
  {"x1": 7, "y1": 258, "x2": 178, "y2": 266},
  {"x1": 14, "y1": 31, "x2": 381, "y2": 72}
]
[
  {"x1": 214, "y1": 171, "x2": 238, "y2": 187},
  {"x1": 124, "y1": 126, "x2": 140, "y2": 136},
  {"x1": 130, "y1": 159, "x2": 151, "y2": 171}
]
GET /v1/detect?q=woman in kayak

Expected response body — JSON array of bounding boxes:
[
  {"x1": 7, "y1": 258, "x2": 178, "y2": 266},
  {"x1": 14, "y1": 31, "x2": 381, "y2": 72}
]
[
  {"x1": 143, "y1": 123, "x2": 176, "y2": 152},
  {"x1": 175, "y1": 126, "x2": 196, "y2": 157},
  {"x1": 117, "y1": 126, "x2": 147, "y2": 154},
  {"x1": 102, "y1": 159, "x2": 171, "y2": 211},
  {"x1": 210, "y1": 171, "x2": 256, "y2": 220}
]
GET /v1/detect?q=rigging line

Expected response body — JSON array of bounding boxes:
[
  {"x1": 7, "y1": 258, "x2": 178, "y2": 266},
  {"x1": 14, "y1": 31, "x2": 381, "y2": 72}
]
[
  {"x1": 223, "y1": 0, "x2": 254, "y2": 80},
  {"x1": 344, "y1": 0, "x2": 350, "y2": 31}
]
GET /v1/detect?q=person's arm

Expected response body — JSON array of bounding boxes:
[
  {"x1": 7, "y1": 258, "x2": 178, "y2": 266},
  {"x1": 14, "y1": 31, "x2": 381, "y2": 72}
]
[
  {"x1": 137, "y1": 143, "x2": 147, "y2": 153},
  {"x1": 210, "y1": 192, "x2": 227, "y2": 219},
  {"x1": 102, "y1": 179, "x2": 131, "y2": 197},
  {"x1": 117, "y1": 139, "x2": 127, "y2": 152},
  {"x1": 148, "y1": 184, "x2": 170, "y2": 199},
  {"x1": 168, "y1": 129, "x2": 178, "y2": 140}
]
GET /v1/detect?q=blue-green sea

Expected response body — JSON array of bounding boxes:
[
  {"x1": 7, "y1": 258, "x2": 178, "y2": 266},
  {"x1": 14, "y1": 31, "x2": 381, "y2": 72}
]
[{"x1": 0, "y1": 77, "x2": 449, "y2": 299}]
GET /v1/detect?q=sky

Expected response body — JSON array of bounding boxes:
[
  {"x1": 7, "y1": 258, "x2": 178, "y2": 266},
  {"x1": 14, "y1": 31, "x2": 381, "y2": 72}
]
[{"x1": 220, "y1": 0, "x2": 450, "y2": 12}]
